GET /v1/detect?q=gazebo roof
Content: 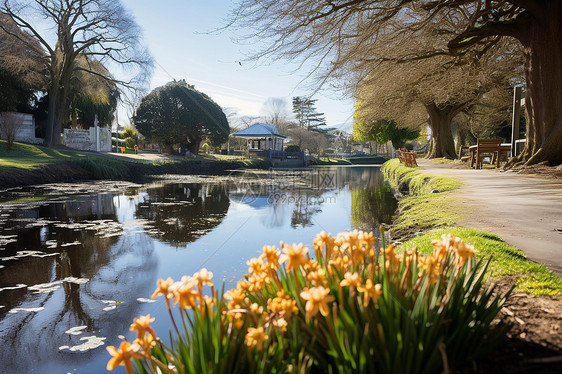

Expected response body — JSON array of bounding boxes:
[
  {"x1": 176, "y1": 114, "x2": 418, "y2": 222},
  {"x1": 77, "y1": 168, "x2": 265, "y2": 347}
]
[{"x1": 232, "y1": 123, "x2": 286, "y2": 138}]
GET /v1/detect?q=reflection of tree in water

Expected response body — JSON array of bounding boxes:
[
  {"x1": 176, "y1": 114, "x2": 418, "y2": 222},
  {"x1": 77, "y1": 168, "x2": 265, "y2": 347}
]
[
  {"x1": 289, "y1": 189, "x2": 324, "y2": 228},
  {"x1": 136, "y1": 183, "x2": 230, "y2": 246},
  {"x1": 351, "y1": 172, "x2": 397, "y2": 232},
  {"x1": 0, "y1": 194, "x2": 158, "y2": 373}
]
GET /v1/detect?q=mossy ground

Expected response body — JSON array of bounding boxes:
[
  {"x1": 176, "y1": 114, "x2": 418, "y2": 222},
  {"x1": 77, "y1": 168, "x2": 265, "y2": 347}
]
[{"x1": 382, "y1": 158, "x2": 562, "y2": 296}]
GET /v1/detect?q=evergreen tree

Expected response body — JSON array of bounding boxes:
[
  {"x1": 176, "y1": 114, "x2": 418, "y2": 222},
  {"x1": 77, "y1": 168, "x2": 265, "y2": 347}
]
[{"x1": 292, "y1": 97, "x2": 326, "y2": 131}]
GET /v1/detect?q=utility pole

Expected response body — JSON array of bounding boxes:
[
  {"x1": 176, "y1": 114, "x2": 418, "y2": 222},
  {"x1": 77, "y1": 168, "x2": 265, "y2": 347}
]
[{"x1": 511, "y1": 86, "x2": 523, "y2": 156}]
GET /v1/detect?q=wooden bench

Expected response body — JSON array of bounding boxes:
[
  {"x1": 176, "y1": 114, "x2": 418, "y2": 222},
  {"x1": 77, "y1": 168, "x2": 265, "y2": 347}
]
[
  {"x1": 470, "y1": 139, "x2": 501, "y2": 168},
  {"x1": 397, "y1": 148, "x2": 418, "y2": 167},
  {"x1": 458, "y1": 145, "x2": 470, "y2": 162}
]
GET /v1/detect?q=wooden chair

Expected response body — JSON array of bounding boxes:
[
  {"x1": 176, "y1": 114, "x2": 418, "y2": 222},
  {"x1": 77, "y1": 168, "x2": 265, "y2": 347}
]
[
  {"x1": 397, "y1": 148, "x2": 417, "y2": 167},
  {"x1": 404, "y1": 151, "x2": 418, "y2": 167},
  {"x1": 472, "y1": 139, "x2": 501, "y2": 169}
]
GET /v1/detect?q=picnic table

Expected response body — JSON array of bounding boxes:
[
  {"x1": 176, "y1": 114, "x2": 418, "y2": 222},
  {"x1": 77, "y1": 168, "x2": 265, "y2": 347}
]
[{"x1": 469, "y1": 141, "x2": 511, "y2": 168}]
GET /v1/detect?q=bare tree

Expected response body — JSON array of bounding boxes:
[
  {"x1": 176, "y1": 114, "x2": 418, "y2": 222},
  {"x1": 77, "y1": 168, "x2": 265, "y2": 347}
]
[
  {"x1": 0, "y1": 0, "x2": 153, "y2": 147},
  {"x1": 353, "y1": 34, "x2": 523, "y2": 158},
  {"x1": 0, "y1": 112, "x2": 22, "y2": 151},
  {"x1": 260, "y1": 97, "x2": 290, "y2": 126},
  {"x1": 230, "y1": 0, "x2": 562, "y2": 166},
  {"x1": 0, "y1": 14, "x2": 45, "y2": 112}
]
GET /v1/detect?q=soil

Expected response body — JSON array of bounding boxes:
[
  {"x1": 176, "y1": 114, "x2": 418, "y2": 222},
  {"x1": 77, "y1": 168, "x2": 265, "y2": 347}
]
[{"x1": 467, "y1": 276, "x2": 562, "y2": 373}]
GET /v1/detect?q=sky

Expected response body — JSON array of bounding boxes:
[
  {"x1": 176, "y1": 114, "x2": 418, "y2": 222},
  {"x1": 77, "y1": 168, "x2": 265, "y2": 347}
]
[{"x1": 119, "y1": 0, "x2": 355, "y2": 131}]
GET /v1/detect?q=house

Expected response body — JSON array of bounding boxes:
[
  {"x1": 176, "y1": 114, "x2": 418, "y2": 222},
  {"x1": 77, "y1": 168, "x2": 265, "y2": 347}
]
[{"x1": 232, "y1": 123, "x2": 286, "y2": 152}]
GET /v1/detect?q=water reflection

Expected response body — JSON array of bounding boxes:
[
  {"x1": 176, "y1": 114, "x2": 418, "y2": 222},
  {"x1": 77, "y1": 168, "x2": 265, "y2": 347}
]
[
  {"x1": 228, "y1": 167, "x2": 396, "y2": 231},
  {"x1": 136, "y1": 184, "x2": 230, "y2": 246},
  {"x1": 0, "y1": 166, "x2": 397, "y2": 374},
  {"x1": 0, "y1": 194, "x2": 157, "y2": 373}
]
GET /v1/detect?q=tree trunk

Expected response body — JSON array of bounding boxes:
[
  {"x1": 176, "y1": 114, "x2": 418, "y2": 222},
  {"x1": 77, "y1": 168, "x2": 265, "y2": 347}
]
[
  {"x1": 515, "y1": 2, "x2": 562, "y2": 166},
  {"x1": 186, "y1": 138, "x2": 201, "y2": 155},
  {"x1": 44, "y1": 78, "x2": 67, "y2": 147},
  {"x1": 44, "y1": 90, "x2": 57, "y2": 147},
  {"x1": 424, "y1": 102, "x2": 458, "y2": 159}
]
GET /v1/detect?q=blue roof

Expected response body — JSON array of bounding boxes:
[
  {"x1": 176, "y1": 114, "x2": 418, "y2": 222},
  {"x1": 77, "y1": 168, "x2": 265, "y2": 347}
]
[{"x1": 232, "y1": 123, "x2": 286, "y2": 138}]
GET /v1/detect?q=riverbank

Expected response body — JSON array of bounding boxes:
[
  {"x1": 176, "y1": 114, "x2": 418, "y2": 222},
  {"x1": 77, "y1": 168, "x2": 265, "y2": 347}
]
[
  {"x1": 0, "y1": 141, "x2": 271, "y2": 190},
  {"x1": 382, "y1": 158, "x2": 562, "y2": 372}
]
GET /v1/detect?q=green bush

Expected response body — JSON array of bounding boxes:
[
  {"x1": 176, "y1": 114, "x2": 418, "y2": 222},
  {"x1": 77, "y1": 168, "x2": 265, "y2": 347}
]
[
  {"x1": 284, "y1": 144, "x2": 301, "y2": 152},
  {"x1": 125, "y1": 137, "x2": 136, "y2": 149}
]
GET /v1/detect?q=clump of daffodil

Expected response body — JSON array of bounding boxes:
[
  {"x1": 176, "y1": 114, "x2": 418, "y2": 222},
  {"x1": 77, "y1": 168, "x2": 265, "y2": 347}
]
[{"x1": 110, "y1": 229, "x2": 508, "y2": 374}]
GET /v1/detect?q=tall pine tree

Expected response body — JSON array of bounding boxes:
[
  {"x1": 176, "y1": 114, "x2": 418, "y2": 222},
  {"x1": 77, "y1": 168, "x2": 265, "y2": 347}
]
[{"x1": 292, "y1": 96, "x2": 326, "y2": 131}]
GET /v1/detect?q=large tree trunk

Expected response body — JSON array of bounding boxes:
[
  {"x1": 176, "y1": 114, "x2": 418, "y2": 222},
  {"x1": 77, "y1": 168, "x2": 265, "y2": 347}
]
[
  {"x1": 186, "y1": 138, "x2": 201, "y2": 155},
  {"x1": 44, "y1": 90, "x2": 57, "y2": 147},
  {"x1": 44, "y1": 76, "x2": 67, "y2": 147},
  {"x1": 424, "y1": 103, "x2": 458, "y2": 159},
  {"x1": 516, "y1": 2, "x2": 562, "y2": 166}
]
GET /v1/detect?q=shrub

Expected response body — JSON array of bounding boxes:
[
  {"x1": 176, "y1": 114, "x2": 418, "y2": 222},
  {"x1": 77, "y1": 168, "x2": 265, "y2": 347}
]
[
  {"x1": 107, "y1": 229, "x2": 511, "y2": 374},
  {"x1": 124, "y1": 137, "x2": 136, "y2": 149},
  {"x1": 284, "y1": 144, "x2": 301, "y2": 152}
]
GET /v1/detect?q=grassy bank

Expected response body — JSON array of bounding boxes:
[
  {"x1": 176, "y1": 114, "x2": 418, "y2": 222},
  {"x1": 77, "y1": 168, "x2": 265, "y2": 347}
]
[
  {"x1": 382, "y1": 158, "x2": 562, "y2": 296},
  {"x1": 381, "y1": 158, "x2": 462, "y2": 236},
  {"x1": 0, "y1": 141, "x2": 270, "y2": 189}
]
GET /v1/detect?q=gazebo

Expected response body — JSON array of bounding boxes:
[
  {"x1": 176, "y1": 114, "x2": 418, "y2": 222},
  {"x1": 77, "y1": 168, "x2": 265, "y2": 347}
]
[{"x1": 231, "y1": 123, "x2": 286, "y2": 152}]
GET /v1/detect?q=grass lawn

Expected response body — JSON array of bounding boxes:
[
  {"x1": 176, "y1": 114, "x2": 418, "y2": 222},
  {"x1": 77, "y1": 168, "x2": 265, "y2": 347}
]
[
  {"x1": 0, "y1": 140, "x2": 103, "y2": 169},
  {"x1": 382, "y1": 158, "x2": 562, "y2": 296}
]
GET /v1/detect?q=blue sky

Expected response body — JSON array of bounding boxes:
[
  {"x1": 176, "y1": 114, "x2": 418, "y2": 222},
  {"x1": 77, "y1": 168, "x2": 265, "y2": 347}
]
[{"x1": 120, "y1": 0, "x2": 355, "y2": 130}]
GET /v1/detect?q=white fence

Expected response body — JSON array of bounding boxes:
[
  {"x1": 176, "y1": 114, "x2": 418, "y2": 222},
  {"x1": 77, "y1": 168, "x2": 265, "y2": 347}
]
[{"x1": 63, "y1": 127, "x2": 112, "y2": 152}]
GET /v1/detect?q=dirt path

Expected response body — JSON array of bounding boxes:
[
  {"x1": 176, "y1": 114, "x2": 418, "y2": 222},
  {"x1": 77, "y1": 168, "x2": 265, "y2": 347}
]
[{"x1": 417, "y1": 159, "x2": 562, "y2": 276}]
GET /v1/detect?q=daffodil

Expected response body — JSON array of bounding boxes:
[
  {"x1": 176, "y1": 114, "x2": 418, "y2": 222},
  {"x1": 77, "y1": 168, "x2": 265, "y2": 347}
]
[
  {"x1": 307, "y1": 268, "x2": 328, "y2": 287},
  {"x1": 267, "y1": 290, "x2": 299, "y2": 317},
  {"x1": 452, "y1": 236, "x2": 477, "y2": 267},
  {"x1": 224, "y1": 287, "x2": 246, "y2": 309},
  {"x1": 247, "y1": 257, "x2": 265, "y2": 275},
  {"x1": 279, "y1": 243, "x2": 309, "y2": 270},
  {"x1": 133, "y1": 333, "x2": 155, "y2": 354},
  {"x1": 173, "y1": 279, "x2": 199, "y2": 309},
  {"x1": 260, "y1": 245, "x2": 280, "y2": 269},
  {"x1": 357, "y1": 279, "x2": 382, "y2": 307},
  {"x1": 106, "y1": 340, "x2": 143, "y2": 374},
  {"x1": 129, "y1": 314, "x2": 156, "y2": 340},
  {"x1": 245, "y1": 326, "x2": 268, "y2": 351},
  {"x1": 194, "y1": 268, "x2": 214, "y2": 287},
  {"x1": 313, "y1": 231, "x2": 335, "y2": 257},
  {"x1": 272, "y1": 317, "x2": 288, "y2": 332},
  {"x1": 300, "y1": 286, "x2": 334, "y2": 320},
  {"x1": 151, "y1": 277, "x2": 174, "y2": 300},
  {"x1": 340, "y1": 272, "x2": 362, "y2": 288}
]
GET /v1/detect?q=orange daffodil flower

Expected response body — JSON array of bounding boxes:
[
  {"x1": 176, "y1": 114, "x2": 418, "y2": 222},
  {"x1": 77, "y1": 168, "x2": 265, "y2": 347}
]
[
  {"x1": 300, "y1": 286, "x2": 335, "y2": 320},
  {"x1": 357, "y1": 279, "x2": 383, "y2": 307},
  {"x1": 245, "y1": 326, "x2": 268, "y2": 351},
  {"x1": 279, "y1": 243, "x2": 309, "y2": 270},
  {"x1": 106, "y1": 340, "x2": 143, "y2": 373},
  {"x1": 129, "y1": 314, "x2": 156, "y2": 340},
  {"x1": 340, "y1": 272, "x2": 362, "y2": 288},
  {"x1": 151, "y1": 277, "x2": 174, "y2": 300}
]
